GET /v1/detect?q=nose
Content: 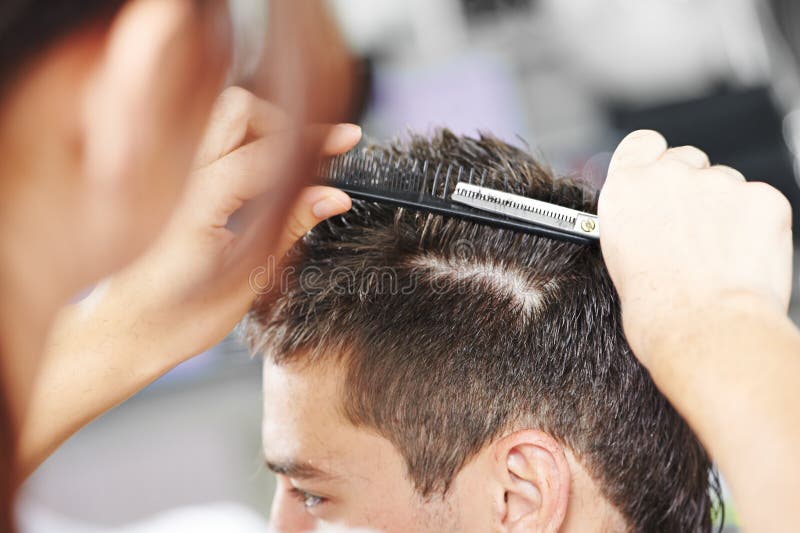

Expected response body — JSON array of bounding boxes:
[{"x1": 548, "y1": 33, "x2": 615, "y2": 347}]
[{"x1": 269, "y1": 477, "x2": 317, "y2": 533}]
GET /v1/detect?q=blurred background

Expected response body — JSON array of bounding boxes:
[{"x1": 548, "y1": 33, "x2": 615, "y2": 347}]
[{"x1": 18, "y1": 0, "x2": 800, "y2": 531}]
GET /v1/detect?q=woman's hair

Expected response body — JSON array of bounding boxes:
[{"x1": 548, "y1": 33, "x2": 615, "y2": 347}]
[
  {"x1": 0, "y1": 3, "x2": 128, "y2": 530},
  {"x1": 0, "y1": 1, "x2": 126, "y2": 90},
  {"x1": 0, "y1": 392, "x2": 13, "y2": 533}
]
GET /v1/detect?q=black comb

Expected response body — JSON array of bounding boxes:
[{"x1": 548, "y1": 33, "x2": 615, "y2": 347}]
[{"x1": 319, "y1": 151, "x2": 600, "y2": 245}]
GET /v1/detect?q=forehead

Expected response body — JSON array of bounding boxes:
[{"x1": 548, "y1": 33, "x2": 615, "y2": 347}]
[
  {"x1": 262, "y1": 357, "x2": 343, "y2": 454},
  {"x1": 262, "y1": 358, "x2": 463, "y2": 531},
  {"x1": 262, "y1": 356, "x2": 339, "y2": 411},
  {"x1": 261, "y1": 357, "x2": 400, "y2": 478}
]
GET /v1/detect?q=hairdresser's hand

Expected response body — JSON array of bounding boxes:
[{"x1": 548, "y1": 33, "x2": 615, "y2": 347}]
[
  {"x1": 599, "y1": 129, "x2": 793, "y2": 361},
  {"x1": 19, "y1": 87, "x2": 358, "y2": 475},
  {"x1": 105, "y1": 87, "x2": 358, "y2": 358},
  {"x1": 600, "y1": 130, "x2": 800, "y2": 533}
]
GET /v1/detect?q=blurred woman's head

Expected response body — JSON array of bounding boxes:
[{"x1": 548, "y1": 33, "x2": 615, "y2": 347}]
[
  {"x1": 0, "y1": 2, "x2": 234, "y2": 529},
  {"x1": 0, "y1": 0, "x2": 232, "y2": 290}
]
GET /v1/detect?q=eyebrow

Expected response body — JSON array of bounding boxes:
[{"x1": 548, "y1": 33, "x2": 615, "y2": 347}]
[{"x1": 264, "y1": 459, "x2": 334, "y2": 480}]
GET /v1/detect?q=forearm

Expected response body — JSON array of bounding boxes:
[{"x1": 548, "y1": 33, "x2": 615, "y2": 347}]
[
  {"x1": 640, "y1": 295, "x2": 800, "y2": 533},
  {"x1": 17, "y1": 281, "x2": 189, "y2": 478}
]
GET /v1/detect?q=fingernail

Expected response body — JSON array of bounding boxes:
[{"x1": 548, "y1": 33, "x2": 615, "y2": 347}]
[
  {"x1": 335, "y1": 123, "x2": 362, "y2": 136},
  {"x1": 323, "y1": 123, "x2": 362, "y2": 152},
  {"x1": 312, "y1": 192, "x2": 352, "y2": 219}
]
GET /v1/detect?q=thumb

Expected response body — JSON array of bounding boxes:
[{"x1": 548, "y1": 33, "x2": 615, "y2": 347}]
[
  {"x1": 276, "y1": 186, "x2": 352, "y2": 257},
  {"x1": 607, "y1": 130, "x2": 668, "y2": 175}
]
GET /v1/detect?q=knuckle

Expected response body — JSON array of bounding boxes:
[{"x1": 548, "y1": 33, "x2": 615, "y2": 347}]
[
  {"x1": 748, "y1": 182, "x2": 793, "y2": 226},
  {"x1": 218, "y1": 85, "x2": 251, "y2": 106},
  {"x1": 664, "y1": 146, "x2": 710, "y2": 166},
  {"x1": 668, "y1": 145, "x2": 694, "y2": 154},
  {"x1": 216, "y1": 86, "x2": 255, "y2": 122},
  {"x1": 709, "y1": 164, "x2": 735, "y2": 174},
  {"x1": 773, "y1": 193, "x2": 793, "y2": 227},
  {"x1": 285, "y1": 211, "x2": 310, "y2": 241},
  {"x1": 684, "y1": 145, "x2": 709, "y2": 159},
  {"x1": 709, "y1": 164, "x2": 745, "y2": 180},
  {"x1": 627, "y1": 129, "x2": 664, "y2": 142}
]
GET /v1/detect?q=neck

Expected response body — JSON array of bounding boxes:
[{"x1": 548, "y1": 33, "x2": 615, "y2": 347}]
[
  {"x1": 0, "y1": 72, "x2": 86, "y2": 428},
  {"x1": 0, "y1": 139, "x2": 80, "y2": 429},
  {"x1": 562, "y1": 452, "x2": 628, "y2": 532},
  {"x1": 0, "y1": 223, "x2": 70, "y2": 429}
]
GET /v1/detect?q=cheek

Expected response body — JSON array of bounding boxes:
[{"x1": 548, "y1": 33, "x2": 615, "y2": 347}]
[
  {"x1": 336, "y1": 485, "x2": 458, "y2": 533},
  {"x1": 134, "y1": 2, "x2": 232, "y2": 227},
  {"x1": 119, "y1": 71, "x2": 226, "y2": 260}
]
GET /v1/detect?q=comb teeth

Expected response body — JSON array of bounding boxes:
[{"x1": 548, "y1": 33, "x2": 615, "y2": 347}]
[
  {"x1": 319, "y1": 151, "x2": 599, "y2": 244},
  {"x1": 321, "y1": 151, "x2": 465, "y2": 199}
]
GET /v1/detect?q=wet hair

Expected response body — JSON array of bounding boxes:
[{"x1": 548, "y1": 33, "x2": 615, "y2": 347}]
[
  {"x1": 244, "y1": 130, "x2": 722, "y2": 532},
  {"x1": 0, "y1": 2, "x2": 126, "y2": 530}
]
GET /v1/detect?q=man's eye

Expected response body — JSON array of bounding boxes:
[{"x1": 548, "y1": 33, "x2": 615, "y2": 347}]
[{"x1": 289, "y1": 487, "x2": 326, "y2": 509}]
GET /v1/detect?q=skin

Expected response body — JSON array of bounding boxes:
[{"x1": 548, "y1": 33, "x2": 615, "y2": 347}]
[
  {"x1": 0, "y1": 0, "x2": 361, "y2": 481},
  {"x1": 599, "y1": 130, "x2": 800, "y2": 533},
  {"x1": 18, "y1": 94, "x2": 360, "y2": 475},
  {"x1": 0, "y1": 0, "x2": 229, "y2": 428},
  {"x1": 262, "y1": 358, "x2": 627, "y2": 533},
  {"x1": 0, "y1": 0, "x2": 795, "y2": 528}
]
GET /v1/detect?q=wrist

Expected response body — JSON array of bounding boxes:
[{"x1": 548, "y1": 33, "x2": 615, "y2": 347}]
[
  {"x1": 98, "y1": 262, "x2": 237, "y2": 371},
  {"x1": 621, "y1": 290, "x2": 788, "y2": 372},
  {"x1": 81, "y1": 275, "x2": 191, "y2": 376}
]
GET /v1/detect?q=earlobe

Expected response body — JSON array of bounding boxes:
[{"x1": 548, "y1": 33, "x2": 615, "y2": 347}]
[{"x1": 496, "y1": 431, "x2": 571, "y2": 533}]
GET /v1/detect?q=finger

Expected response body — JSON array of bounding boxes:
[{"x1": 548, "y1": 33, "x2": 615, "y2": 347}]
[
  {"x1": 708, "y1": 164, "x2": 746, "y2": 182},
  {"x1": 298, "y1": 123, "x2": 362, "y2": 156},
  {"x1": 319, "y1": 123, "x2": 362, "y2": 154},
  {"x1": 661, "y1": 145, "x2": 710, "y2": 169},
  {"x1": 227, "y1": 186, "x2": 352, "y2": 279},
  {"x1": 275, "y1": 186, "x2": 352, "y2": 257},
  {"x1": 608, "y1": 130, "x2": 668, "y2": 174},
  {"x1": 194, "y1": 87, "x2": 291, "y2": 168},
  {"x1": 202, "y1": 123, "x2": 362, "y2": 205}
]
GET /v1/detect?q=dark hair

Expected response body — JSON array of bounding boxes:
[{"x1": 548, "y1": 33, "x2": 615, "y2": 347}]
[
  {"x1": 0, "y1": 2, "x2": 127, "y2": 530},
  {"x1": 244, "y1": 130, "x2": 722, "y2": 532},
  {"x1": 0, "y1": 392, "x2": 13, "y2": 533},
  {"x1": 0, "y1": 1, "x2": 126, "y2": 90}
]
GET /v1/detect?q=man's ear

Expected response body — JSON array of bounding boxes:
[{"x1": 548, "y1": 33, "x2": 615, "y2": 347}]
[
  {"x1": 492, "y1": 430, "x2": 571, "y2": 533},
  {"x1": 81, "y1": 0, "x2": 230, "y2": 192}
]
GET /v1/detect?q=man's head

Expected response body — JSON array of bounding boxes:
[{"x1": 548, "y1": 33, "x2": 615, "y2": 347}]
[{"x1": 244, "y1": 130, "x2": 719, "y2": 533}]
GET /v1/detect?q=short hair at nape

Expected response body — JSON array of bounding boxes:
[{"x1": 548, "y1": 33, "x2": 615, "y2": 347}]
[{"x1": 243, "y1": 130, "x2": 722, "y2": 532}]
